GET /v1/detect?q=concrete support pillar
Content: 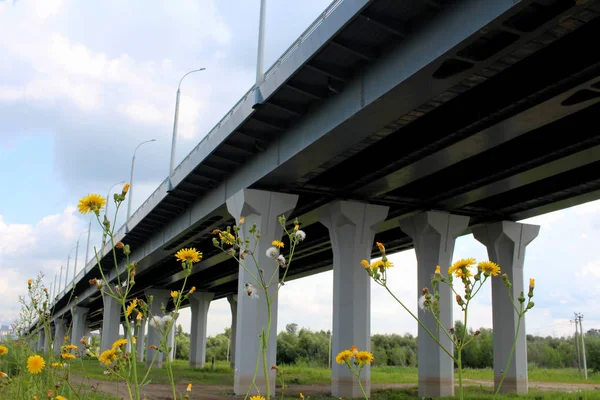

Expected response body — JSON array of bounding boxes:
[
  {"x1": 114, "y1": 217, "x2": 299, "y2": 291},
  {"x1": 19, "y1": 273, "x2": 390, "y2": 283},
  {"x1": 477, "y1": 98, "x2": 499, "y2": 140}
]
[
  {"x1": 144, "y1": 288, "x2": 170, "y2": 369},
  {"x1": 135, "y1": 319, "x2": 146, "y2": 362},
  {"x1": 122, "y1": 321, "x2": 134, "y2": 353},
  {"x1": 71, "y1": 307, "x2": 89, "y2": 355},
  {"x1": 400, "y1": 211, "x2": 470, "y2": 398},
  {"x1": 37, "y1": 331, "x2": 45, "y2": 352},
  {"x1": 100, "y1": 290, "x2": 121, "y2": 351},
  {"x1": 320, "y1": 201, "x2": 389, "y2": 398},
  {"x1": 53, "y1": 319, "x2": 66, "y2": 355},
  {"x1": 189, "y1": 292, "x2": 214, "y2": 368},
  {"x1": 226, "y1": 188, "x2": 299, "y2": 395},
  {"x1": 165, "y1": 317, "x2": 176, "y2": 362},
  {"x1": 227, "y1": 294, "x2": 238, "y2": 370},
  {"x1": 473, "y1": 221, "x2": 539, "y2": 394}
]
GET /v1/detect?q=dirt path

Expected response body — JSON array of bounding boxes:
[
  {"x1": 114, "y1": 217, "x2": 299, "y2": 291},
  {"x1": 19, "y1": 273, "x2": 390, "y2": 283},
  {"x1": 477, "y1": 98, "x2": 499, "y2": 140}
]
[{"x1": 76, "y1": 376, "x2": 600, "y2": 399}]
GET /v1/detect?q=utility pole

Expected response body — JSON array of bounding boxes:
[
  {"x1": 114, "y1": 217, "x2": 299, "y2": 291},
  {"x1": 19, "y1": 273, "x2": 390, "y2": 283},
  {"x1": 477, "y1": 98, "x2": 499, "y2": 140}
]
[
  {"x1": 576, "y1": 312, "x2": 588, "y2": 380},
  {"x1": 572, "y1": 316, "x2": 581, "y2": 373}
]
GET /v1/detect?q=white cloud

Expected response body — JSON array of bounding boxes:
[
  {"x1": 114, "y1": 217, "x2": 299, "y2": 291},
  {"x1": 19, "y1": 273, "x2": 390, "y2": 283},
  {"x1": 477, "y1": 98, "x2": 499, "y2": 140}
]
[
  {"x1": 519, "y1": 209, "x2": 564, "y2": 230},
  {"x1": 0, "y1": 207, "x2": 86, "y2": 324},
  {"x1": 32, "y1": 0, "x2": 64, "y2": 20},
  {"x1": 574, "y1": 200, "x2": 600, "y2": 216},
  {"x1": 575, "y1": 260, "x2": 600, "y2": 279}
]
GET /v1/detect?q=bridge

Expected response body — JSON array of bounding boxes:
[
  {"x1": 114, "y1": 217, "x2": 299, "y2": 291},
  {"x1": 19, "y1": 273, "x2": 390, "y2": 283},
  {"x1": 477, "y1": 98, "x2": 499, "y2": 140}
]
[{"x1": 31, "y1": 0, "x2": 600, "y2": 397}]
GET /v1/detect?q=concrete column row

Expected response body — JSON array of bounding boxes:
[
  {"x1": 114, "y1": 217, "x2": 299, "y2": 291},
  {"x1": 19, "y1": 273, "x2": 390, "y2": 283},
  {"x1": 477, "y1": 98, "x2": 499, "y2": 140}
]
[{"x1": 88, "y1": 188, "x2": 539, "y2": 398}]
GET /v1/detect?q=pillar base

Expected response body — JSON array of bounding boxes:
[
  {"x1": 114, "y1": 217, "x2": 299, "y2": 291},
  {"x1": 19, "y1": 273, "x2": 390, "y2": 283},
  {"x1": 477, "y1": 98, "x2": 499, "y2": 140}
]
[
  {"x1": 494, "y1": 376, "x2": 528, "y2": 394},
  {"x1": 234, "y1": 374, "x2": 276, "y2": 396},
  {"x1": 332, "y1": 376, "x2": 371, "y2": 398},
  {"x1": 418, "y1": 377, "x2": 454, "y2": 398}
]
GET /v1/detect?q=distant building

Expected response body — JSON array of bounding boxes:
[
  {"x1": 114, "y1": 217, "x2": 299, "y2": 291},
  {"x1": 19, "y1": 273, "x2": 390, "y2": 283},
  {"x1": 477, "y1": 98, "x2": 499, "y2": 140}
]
[{"x1": 0, "y1": 324, "x2": 17, "y2": 340}]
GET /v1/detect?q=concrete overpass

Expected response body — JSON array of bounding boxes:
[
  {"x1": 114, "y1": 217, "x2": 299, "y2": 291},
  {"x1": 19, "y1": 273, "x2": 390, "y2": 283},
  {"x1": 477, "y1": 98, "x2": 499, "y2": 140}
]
[{"x1": 34, "y1": 0, "x2": 600, "y2": 397}]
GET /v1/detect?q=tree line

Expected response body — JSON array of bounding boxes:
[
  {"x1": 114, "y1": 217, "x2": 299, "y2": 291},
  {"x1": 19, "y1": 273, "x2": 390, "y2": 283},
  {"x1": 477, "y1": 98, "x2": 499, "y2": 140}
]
[{"x1": 173, "y1": 323, "x2": 600, "y2": 371}]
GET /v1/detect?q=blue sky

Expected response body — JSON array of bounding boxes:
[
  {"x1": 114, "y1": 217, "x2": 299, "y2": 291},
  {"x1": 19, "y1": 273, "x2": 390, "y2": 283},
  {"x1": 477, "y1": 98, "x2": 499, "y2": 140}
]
[{"x1": 1, "y1": 0, "x2": 599, "y2": 339}]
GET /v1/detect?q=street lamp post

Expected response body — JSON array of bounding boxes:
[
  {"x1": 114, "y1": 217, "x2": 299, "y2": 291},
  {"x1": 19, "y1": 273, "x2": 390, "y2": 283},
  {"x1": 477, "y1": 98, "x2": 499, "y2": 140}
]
[
  {"x1": 256, "y1": 0, "x2": 267, "y2": 84},
  {"x1": 73, "y1": 230, "x2": 89, "y2": 281},
  {"x1": 253, "y1": 0, "x2": 267, "y2": 106},
  {"x1": 106, "y1": 180, "x2": 126, "y2": 219},
  {"x1": 58, "y1": 264, "x2": 64, "y2": 296},
  {"x1": 84, "y1": 217, "x2": 92, "y2": 273},
  {"x1": 52, "y1": 273, "x2": 57, "y2": 304},
  {"x1": 64, "y1": 246, "x2": 78, "y2": 289},
  {"x1": 126, "y1": 139, "x2": 156, "y2": 229},
  {"x1": 168, "y1": 68, "x2": 205, "y2": 188}
]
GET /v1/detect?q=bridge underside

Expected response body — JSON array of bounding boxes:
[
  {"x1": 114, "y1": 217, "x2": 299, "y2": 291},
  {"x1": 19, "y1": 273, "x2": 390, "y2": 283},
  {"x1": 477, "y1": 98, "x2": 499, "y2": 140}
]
[{"x1": 51, "y1": 0, "x2": 600, "y2": 330}]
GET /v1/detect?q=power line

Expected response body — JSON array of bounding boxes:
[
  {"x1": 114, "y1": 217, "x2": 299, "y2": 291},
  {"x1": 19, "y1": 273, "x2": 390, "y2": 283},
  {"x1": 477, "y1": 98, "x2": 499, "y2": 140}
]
[
  {"x1": 570, "y1": 317, "x2": 581, "y2": 374},
  {"x1": 575, "y1": 312, "x2": 588, "y2": 380}
]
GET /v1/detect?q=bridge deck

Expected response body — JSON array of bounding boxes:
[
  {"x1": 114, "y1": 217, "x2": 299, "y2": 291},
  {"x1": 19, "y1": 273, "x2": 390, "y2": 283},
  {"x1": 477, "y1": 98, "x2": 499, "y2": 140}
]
[{"x1": 47, "y1": 0, "x2": 600, "y2": 328}]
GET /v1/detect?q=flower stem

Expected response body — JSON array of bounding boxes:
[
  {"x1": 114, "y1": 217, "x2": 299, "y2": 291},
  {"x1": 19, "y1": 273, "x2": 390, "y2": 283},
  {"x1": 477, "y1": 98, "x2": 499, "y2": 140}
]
[
  {"x1": 356, "y1": 369, "x2": 369, "y2": 400},
  {"x1": 494, "y1": 304, "x2": 524, "y2": 396},
  {"x1": 457, "y1": 350, "x2": 464, "y2": 400},
  {"x1": 383, "y1": 284, "x2": 456, "y2": 362}
]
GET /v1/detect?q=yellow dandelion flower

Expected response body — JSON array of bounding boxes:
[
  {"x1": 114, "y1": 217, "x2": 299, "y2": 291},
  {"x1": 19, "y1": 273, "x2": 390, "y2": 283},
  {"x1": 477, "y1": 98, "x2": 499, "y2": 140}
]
[
  {"x1": 272, "y1": 240, "x2": 284, "y2": 249},
  {"x1": 27, "y1": 279, "x2": 32, "y2": 286},
  {"x1": 126, "y1": 299, "x2": 138, "y2": 317},
  {"x1": 529, "y1": 278, "x2": 535, "y2": 288},
  {"x1": 478, "y1": 261, "x2": 501, "y2": 276},
  {"x1": 132, "y1": 337, "x2": 137, "y2": 344},
  {"x1": 112, "y1": 339, "x2": 128, "y2": 350},
  {"x1": 448, "y1": 258, "x2": 476, "y2": 275},
  {"x1": 77, "y1": 193, "x2": 107, "y2": 215},
  {"x1": 371, "y1": 260, "x2": 384, "y2": 270},
  {"x1": 61, "y1": 344, "x2": 78, "y2": 351},
  {"x1": 136, "y1": 312, "x2": 143, "y2": 321},
  {"x1": 175, "y1": 248, "x2": 202, "y2": 264},
  {"x1": 0, "y1": 346, "x2": 7, "y2": 356},
  {"x1": 356, "y1": 351, "x2": 374, "y2": 365},
  {"x1": 300, "y1": 394, "x2": 304, "y2": 399},
  {"x1": 360, "y1": 260, "x2": 370, "y2": 269},
  {"x1": 34, "y1": 396, "x2": 38, "y2": 400},
  {"x1": 249, "y1": 396, "x2": 266, "y2": 400},
  {"x1": 61, "y1": 353, "x2": 76, "y2": 360},
  {"x1": 239, "y1": 217, "x2": 245, "y2": 224},
  {"x1": 0, "y1": 371, "x2": 7, "y2": 378},
  {"x1": 335, "y1": 349, "x2": 354, "y2": 364},
  {"x1": 218, "y1": 231, "x2": 235, "y2": 245},
  {"x1": 435, "y1": 265, "x2": 441, "y2": 275},
  {"x1": 376, "y1": 242, "x2": 385, "y2": 253},
  {"x1": 383, "y1": 260, "x2": 393, "y2": 268},
  {"x1": 26, "y1": 355, "x2": 45, "y2": 374},
  {"x1": 171, "y1": 291, "x2": 179, "y2": 299},
  {"x1": 56, "y1": 396, "x2": 68, "y2": 400},
  {"x1": 51, "y1": 362, "x2": 61, "y2": 368},
  {"x1": 98, "y1": 349, "x2": 117, "y2": 365},
  {"x1": 187, "y1": 383, "x2": 192, "y2": 392},
  {"x1": 122, "y1": 183, "x2": 130, "y2": 194},
  {"x1": 455, "y1": 268, "x2": 472, "y2": 279}
]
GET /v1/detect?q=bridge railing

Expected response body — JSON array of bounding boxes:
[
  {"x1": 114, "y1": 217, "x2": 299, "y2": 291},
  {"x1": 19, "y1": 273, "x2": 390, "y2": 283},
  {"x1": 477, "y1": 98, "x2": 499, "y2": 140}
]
[
  {"x1": 262, "y1": 0, "x2": 344, "y2": 82},
  {"x1": 114, "y1": 0, "x2": 346, "y2": 256},
  {"x1": 48, "y1": 0, "x2": 347, "y2": 313},
  {"x1": 173, "y1": 0, "x2": 345, "y2": 178}
]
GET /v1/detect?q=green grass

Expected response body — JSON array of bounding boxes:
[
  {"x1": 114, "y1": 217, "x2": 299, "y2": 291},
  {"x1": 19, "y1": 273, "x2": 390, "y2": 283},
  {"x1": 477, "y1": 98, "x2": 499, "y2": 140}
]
[
  {"x1": 70, "y1": 358, "x2": 234, "y2": 385},
  {"x1": 280, "y1": 363, "x2": 600, "y2": 386},
  {"x1": 368, "y1": 387, "x2": 600, "y2": 400},
  {"x1": 72, "y1": 358, "x2": 600, "y2": 388}
]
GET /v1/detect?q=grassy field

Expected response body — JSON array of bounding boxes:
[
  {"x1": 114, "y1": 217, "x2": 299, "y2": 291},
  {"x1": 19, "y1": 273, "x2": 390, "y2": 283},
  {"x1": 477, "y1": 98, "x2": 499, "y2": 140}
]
[{"x1": 70, "y1": 358, "x2": 600, "y2": 386}]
